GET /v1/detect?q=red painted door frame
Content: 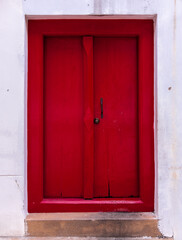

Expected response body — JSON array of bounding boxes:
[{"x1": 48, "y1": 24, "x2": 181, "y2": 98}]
[{"x1": 28, "y1": 19, "x2": 154, "y2": 212}]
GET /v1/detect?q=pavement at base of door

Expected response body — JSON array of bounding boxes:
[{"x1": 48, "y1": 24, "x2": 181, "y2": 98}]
[{"x1": 0, "y1": 237, "x2": 174, "y2": 240}]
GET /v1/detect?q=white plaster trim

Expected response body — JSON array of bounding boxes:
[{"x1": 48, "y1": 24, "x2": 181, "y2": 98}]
[{"x1": 25, "y1": 14, "x2": 156, "y2": 20}]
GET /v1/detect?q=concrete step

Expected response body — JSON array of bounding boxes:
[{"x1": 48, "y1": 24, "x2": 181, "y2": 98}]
[
  {"x1": 0, "y1": 238, "x2": 174, "y2": 240},
  {"x1": 25, "y1": 212, "x2": 167, "y2": 238}
]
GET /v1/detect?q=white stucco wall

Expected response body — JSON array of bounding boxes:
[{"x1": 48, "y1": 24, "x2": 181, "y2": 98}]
[
  {"x1": 0, "y1": 0, "x2": 25, "y2": 236},
  {"x1": 0, "y1": 0, "x2": 182, "y2": 239}
]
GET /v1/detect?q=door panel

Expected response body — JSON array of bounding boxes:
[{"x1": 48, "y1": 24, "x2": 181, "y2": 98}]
[
  {"x1": 94, "y1": 37, "x2": 139, "y2": 197},
  {"x1": 44, "y1": 37, "x2": 84, "y2": 198}
]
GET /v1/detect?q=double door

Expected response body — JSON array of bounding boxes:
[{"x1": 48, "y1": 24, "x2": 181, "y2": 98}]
[{"x1": 44, "y1": 36, "x2": 138, "y2": 199}]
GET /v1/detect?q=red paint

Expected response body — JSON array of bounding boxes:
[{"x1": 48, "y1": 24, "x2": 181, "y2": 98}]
[
  {"x1": 83, "y1": 36, "x2": 94, "y2": 199},
  {"x1": 94, "y1": 37, "x2": 138, "y2": 198},
  {"x1": 28, "y1": 19, "x2": 154, "y2": 212},
  {"x1": 44, "y1": 37, "x2": 84, "y2": 198}
]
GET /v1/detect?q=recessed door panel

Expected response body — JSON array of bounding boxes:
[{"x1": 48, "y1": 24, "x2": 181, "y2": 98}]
[
  {"x1": 44, "y1": 37, "x2": 84, "y2": 198},
  {"x1": 44, "y1": 36, "x2": 138, "y2": 199},
  {"x1": 94, "y1": 37, "x2": 139, "y2": 198}
]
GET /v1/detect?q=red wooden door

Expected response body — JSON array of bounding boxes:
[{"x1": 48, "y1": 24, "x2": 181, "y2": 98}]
[{"x1": 28, "y1": 20, "x2": 154, "y2": 212}]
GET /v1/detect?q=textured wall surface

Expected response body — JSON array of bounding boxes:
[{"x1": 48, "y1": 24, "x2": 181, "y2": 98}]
[
  {"x1": 0, "y1": 0, "x2": 182, "y2": 239},
  {"x1": 0, "y1": 0, "x2": 25, "y2": 236}
]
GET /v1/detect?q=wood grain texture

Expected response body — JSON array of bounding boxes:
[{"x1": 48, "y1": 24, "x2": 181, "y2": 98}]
[{"x1": 83, "y1": 36, "x2": 94, "y2": 199}]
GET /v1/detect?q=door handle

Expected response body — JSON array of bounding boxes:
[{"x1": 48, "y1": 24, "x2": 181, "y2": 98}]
[
  {"x1": 100, "y1": 98, "x2": 103, "y2": 119},
  {"x1": 94, "y1": 118, "x2": 100, "y2": 124}
]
